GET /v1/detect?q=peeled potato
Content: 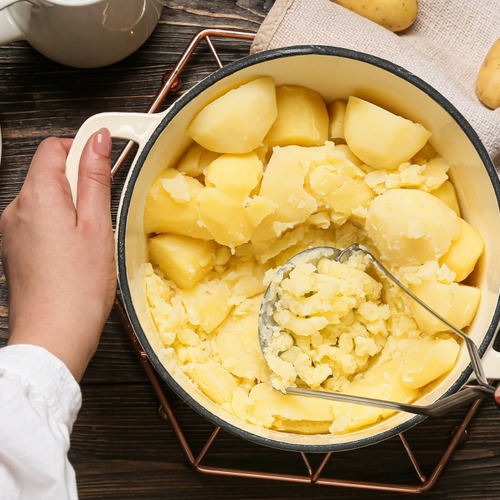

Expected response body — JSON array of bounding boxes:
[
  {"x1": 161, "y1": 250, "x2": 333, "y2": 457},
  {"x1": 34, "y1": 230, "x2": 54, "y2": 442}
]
[
  {"x1": 332, "y1": 0, "x2": 418, "y2": 32},
  {"x1": 344, "y1": 96, "x2": 431, "y2": 169},
  {"x1": 148, "y1": 234, "x2": 216, "y2": 289},
  {"x1": 328, "y1": 100, "x2": 347, "y2": 142},
  {"x1": 204, "y1": 152, "x2": 263, "y2": 200},
  {"x1": 365, "y1": 189, "x2": 461, "y2": 266},
  {"x1": 265, "y1": 85, "x2": 329, "y2": 147},
  {"x1": 439, "y1": 218, "x2": 484, "y2": 282},
  {"x1": 144, "y1": 169, "x2": 212, "y2": 239},
  {"x1": 430, "y1": 180, "x2": 461, "y2": 216},
  {"x1": 409, "y1": 282, "x2": 481, "y2": 335},
  {"x1": 188, "y1": 76, "x2": 278, "y2": 154},
  {"x1": 476, "y1": 37, "x2": 500, "y2": 109}
]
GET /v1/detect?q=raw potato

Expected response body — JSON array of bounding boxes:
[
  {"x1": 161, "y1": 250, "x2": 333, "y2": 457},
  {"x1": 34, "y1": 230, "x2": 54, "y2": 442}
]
[
  {"x1": 187, "y1": 76, "x2": 278, "y2": 154},
  {"x1": 344, "y1": 96, "x2": 432, "y2": 169},
  {"x1": 476, "y1": 37, "x2": 500, "y2": 109},
  {"x1": 332, "y1": 0, "x2": 418, "y2": 32},
  {"x1": 265, "y1": 85, "x2": 329, "y2": 147}
]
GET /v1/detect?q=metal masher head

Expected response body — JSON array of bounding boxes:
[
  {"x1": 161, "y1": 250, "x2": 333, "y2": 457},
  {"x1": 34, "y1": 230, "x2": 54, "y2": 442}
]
[{"x1": 258, "y1": 243, "x2": 495, "y2": 417}]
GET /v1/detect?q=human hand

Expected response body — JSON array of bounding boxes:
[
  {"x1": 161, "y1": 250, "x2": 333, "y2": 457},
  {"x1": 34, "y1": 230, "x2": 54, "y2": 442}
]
[{"x1": 0, "y1": 129, "x2": 116, "y2": 381}]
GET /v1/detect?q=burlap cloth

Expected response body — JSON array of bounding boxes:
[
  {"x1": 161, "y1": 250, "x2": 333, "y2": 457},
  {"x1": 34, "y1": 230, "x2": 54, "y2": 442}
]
[{"x1": 251, "y1": 0, "x2": 500, "y2": 170}]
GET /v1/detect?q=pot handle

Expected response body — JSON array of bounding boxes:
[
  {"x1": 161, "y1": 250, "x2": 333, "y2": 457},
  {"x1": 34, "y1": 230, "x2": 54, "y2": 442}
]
[
  {"x1": 481, "y1": 339, "x2": 500, "y2": 380},
  {"x1": 65, "y1": 111, "x2": 163, "y2": 205}
]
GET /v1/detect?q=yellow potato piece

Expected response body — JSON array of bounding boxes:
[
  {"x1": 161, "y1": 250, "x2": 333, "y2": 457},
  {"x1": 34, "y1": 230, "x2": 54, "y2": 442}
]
[
  {"x1": 430, "y1": 180, "x2": 461, "y2": 216},
  {"x1": 344, "y1": 96, "x2": 432, "y2": 169},
  {"x1": 334, "y1": 143, "x2": 364, "y2": 167},
  {"x1": 366, "y1": 189, "x2": 461, "y2": 266},
  {"x1": 144, "y1": 169, "x2": 212, "y2": 239},
  {"x1": 328, "y1": 99, "x2": 347, "y2": 142},
  {"x1": 265, "y1": 85, "x2": 329, "y2": 147},
  {"x1": 185, "y1": 362, "x2": 237, "y2": 405},
  {"x1": 332, "y1": 0, "x2": 418, "y2": 32},
  {"x1": 204, "y1": 152, "x2": 263, "y2": 200},
  {"x1": 401, "y1": 337, "x2": 460, "y2": 389},
  {"x1": 439, "y1": 218, "x2": 484, "y2": 282},
  {"x1": 187, "y1": 76, "x2": 278, "y2": 154},
  {"x1": 177, "y1": 142, "x2": 220, "y2": 177},
  {"x1": 180, "y1": 279, "x2": 233, "y2": 334},
  {"x1": 409, "y1": 282, "x2": 481, "y2": 335},
  {"x1": 251, "y1": 144, "x2": 329, "y2": 243},
  {"x1": 215, "y1": 298, "x2": 269, "y2": 381},
  {"x1": 148, "y1": 234, "x2": 216, "y2": 289},
  {"x1": 196, "y1": 187, "x2": 254, "y2": 247}
]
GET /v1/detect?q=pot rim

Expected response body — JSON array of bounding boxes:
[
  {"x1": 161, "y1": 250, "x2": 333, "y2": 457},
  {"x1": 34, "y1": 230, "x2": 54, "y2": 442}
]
[{"x1": 116, "y1": 45, "x2": 500, "y2": 453}]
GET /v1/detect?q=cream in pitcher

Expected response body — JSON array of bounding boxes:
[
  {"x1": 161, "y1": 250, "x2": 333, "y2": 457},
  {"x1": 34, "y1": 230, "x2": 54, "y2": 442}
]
[{"x1": 0, "y1": 0, "x2": 164, "y2": 68}]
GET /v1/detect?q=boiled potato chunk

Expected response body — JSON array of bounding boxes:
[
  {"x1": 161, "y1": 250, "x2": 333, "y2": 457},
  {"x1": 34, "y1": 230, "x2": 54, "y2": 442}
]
[
  {"x1": 196, "y1": 188, "x2": 254, "y2": 247},
  {"x1": 332, "y1": 0, "x2": 418, "y2": 32},
  {"x1": 334, "y1": 143, "x2": 364, "y2": 167},
  {"x1": 177, "y1": 142, "x2": 220, "y2": 177},
  {"x1": 409, "y1": 282, "x2": 481, "y2": 335},
  {"x1": 265, "y1": 85, "x2": 329, "y2": 147},
  {"x1": 180, "y1": 278, "x2": 233, "y2": 333},
  {"x1": 366, "y1": 189, "x2": 461, "y2": 266},
  {"x1": 187, "y1": 76, "x2": 278, "y2": 154},
  {"x1": 401, "y1": 337, "x2": 460, "y2": 389},
  {"x1": 144, "y1": 169, "x2": 212, "y2": 239},
  {"x1": 251, "y1": 143, "x2": 324, "y2": 243},
  {"x1": 328, "y1": 99, "x2": 347, "y2": 141},
  {"x1": 439, "y1": 218, "x2": 484, "y2": 282},
  {"x1": 204, "y1": 152, "x2": 263, "y2": 200},
  {"x1": 185, "y1": 362, "x2": 237, "y2": 405},
  {"x1": 215, "y1": 298, "x2": 269, "y2": 381},
  {"x1": 344, "y1": 96, "x2": 432, "y2": 169},
  {"x1": 148, "y1": 234, "x2": 216, "y2": 289},
  {"x1": 430, "y1": 180, "x2": 461, "y2": 216}
]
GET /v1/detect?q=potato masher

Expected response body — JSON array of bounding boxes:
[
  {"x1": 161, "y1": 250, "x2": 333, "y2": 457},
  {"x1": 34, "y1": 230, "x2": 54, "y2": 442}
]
[{"x1": 258, "y1": 243, "x2": 496, "y2": 417}]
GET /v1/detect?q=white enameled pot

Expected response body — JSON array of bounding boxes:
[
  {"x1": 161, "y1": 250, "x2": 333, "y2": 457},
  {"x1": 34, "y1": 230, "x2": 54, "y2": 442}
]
[{"x1": 66, "y1": 46, "x2": 500, "y2": 452}]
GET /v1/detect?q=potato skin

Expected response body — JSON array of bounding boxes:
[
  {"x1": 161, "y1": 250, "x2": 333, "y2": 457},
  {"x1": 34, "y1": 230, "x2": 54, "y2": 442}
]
[
  {"x1": 332, "y1": 0, "x2": 418, "y2": 32},
  {"x1": 476, "y1": 37, "x2": 500, "y2": 109}
]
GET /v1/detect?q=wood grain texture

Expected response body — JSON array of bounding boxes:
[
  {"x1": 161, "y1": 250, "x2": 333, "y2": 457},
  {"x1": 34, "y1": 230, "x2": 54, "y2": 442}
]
[{"x1": 1, "y1": 1, "x2": 499, "y2": 498}]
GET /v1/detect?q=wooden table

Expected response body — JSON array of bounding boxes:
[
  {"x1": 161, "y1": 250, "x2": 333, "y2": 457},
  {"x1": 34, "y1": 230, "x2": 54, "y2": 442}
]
[{"x1": 1, "y1": 1, "x2": 499, "y2": 498}]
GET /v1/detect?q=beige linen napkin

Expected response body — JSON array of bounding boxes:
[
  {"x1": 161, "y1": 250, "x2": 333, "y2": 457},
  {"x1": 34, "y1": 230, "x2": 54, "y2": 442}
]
[{"x1": 251, "y1": 0, "x2": 500, "y2": 170}]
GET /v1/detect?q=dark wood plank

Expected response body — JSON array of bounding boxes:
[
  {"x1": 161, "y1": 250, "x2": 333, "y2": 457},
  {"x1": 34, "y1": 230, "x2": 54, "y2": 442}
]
[{"x1": 1, "y1": 1, "x2": 499, "y2": 498}]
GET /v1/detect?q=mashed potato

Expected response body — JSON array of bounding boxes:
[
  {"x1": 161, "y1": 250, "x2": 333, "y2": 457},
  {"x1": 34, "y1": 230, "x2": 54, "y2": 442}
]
[{"x1": 143, "y1": 81, "x2": 483, "y2": 435}]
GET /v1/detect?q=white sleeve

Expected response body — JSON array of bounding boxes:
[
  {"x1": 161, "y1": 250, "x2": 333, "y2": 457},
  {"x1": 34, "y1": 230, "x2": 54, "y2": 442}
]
[{"x1": 0, "y1": 344, "x2": 82, "y2": 500}]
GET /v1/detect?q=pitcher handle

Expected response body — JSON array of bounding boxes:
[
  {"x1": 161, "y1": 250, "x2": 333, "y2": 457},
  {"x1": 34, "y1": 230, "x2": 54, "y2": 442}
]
[{"x1": 65, "y1": 112, "x2": 163, "y2": 205}]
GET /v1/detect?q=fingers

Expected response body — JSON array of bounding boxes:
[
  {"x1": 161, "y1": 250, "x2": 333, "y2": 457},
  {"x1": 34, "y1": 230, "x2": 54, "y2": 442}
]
[
  {"x1": 23, "y1": 137, "x2": 74, "y2": 199},
  {"x1": 76, "y1": 128, "x2": 113, "y2": 223}
]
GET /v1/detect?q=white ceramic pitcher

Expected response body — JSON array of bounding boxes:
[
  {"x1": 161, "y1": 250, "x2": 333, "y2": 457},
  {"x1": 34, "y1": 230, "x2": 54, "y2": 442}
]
[{"x1": 0, "y1": 0, "x2": 164, "y2": 68}]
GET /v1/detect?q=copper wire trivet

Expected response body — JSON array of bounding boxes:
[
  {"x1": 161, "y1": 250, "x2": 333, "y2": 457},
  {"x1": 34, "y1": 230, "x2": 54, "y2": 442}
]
[{"x1": 112, "y1": 28, "x2": 485, "y2": 494}]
